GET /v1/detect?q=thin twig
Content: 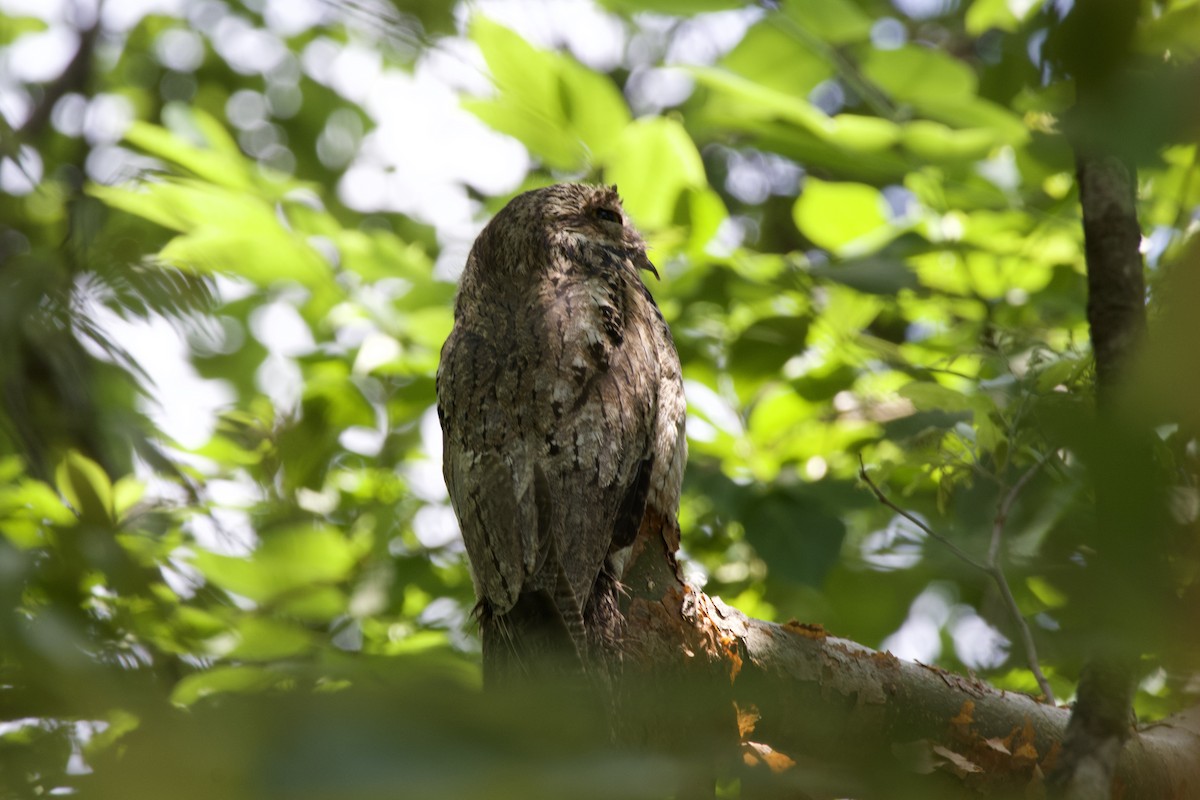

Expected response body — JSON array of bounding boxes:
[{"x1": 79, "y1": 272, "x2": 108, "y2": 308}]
[
  {"x1": 989, "y1": 452, "x2": 1052, "y2": 565},
  {"x1": 857, "y1": 455, "x2": 986, "y2": 573},
  {"x1": 987, "y1": 562, "x2": 1054, "y2": 703},
  {"x1": 858, "y1": 454, "x2": 1056, "y2": 703},
  {"x1": 987, "y1": 451, "x2": 1056, "y2": 703}
]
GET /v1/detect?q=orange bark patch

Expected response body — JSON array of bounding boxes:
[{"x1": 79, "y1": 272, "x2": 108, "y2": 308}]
[
  {"x1": 783, "y1": 620, "x2": 827, "y2": 639},
  {"x1": 870, "y1": 650, "x2": 900, "y2": 668},
  {"x1": 736, "y1": 702, "x2": 760, "y2": 738},
  {"x1": 722, "y1": 632, "x2": 743, "y2": 683},
  {"x1": 941, "y1": 703, "x2": 1056, "y2": 788},
  {"x1": 1006, "y1": 717, "x2": 1039, "y2": 765},
  {"x1": 682, "y1": 588, "x2": 746, "y2": 684},
  {"x1": 950, "y1": 700, "x2": 976, "y2": 738},
  {"x1": 742, "y1": 741, "x2": 797, "y2": 774}
]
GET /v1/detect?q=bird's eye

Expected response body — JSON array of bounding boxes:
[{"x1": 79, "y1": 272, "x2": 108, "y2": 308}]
[{"x1": 594, "y1": 207, "x2": 621, "y2": 224}]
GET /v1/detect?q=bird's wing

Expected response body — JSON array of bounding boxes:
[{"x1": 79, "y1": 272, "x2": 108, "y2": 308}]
[
  {"x1": 444, "y1": 445, "x2": 544, "y2": 614},
  {"x1": 438, "y1": 327, "x2": 546, "y2": 615},
  {"x1": 540, "y1": 313, "x2": 661, "y2": 607}
]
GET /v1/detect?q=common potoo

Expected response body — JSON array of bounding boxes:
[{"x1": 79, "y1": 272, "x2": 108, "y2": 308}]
[{"x1": 436, "y1": 184, "x2": 686, "y2": 684}]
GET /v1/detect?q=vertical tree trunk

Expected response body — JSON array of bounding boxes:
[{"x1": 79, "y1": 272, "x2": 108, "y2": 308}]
[{"x1": 1047, "y1": 3, "x2": 1160, "y2": 793}]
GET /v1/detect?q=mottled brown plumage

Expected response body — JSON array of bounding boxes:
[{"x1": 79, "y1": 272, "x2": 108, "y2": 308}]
[{"x1": 436, "y1": 183, "x2": 686, "y2": 684}]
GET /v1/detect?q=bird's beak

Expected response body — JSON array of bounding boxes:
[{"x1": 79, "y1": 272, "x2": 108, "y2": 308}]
[{"x1": 636, "y1": 251, "x2": 660, "y2": 281}]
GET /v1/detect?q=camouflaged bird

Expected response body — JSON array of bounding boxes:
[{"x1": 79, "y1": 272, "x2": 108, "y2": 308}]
[{"x1": 436, "y1": 183, "x2": 686, "y2": 684}]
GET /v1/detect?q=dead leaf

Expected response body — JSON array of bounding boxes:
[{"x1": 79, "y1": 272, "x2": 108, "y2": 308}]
[
  {"x1": 932, "y1": 744, "x2": 984, "y2": 777},
  {"x1": 983, "y1": 737, "x2": 1012, "y2": 755}
]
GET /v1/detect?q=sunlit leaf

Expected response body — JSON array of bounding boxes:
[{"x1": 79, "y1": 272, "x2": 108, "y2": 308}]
[
  {"x1": 1137, "y1": 2, "x2": 1200, "y2": 58},
  {"x1": 192, "y1": 526, "x2": 362, "y2": 604},
  {"x1": 0, "y1": 17, "x2": 48, "y2": 45},
  {"x1": 721, "y1": 19, "x2": 834, "y2": 96},
  {"x1": 604, "y1": 117, "x2": 707, "y2": 229},
  {"x1": 124, "y1": 117, "x2": 252, "y2": 191},
  {"x1": 793, "y1": 178, "x2": 892, "y2": 255},
  {"x1": 55, "y1": 450, "x2": 114, "y2": 525},
  {"x1": 861, "y1": 46, "x2": 978, "y2": 105},
  {"x1": 599, "y1": 0, "x2": 744, "y2": 10},
  {"x1": 784, "y1": 0, "x2": 874, "y2": 43},
  {"x1": 901, "y1": 120, "x2": 1002, "y2": 161},
  {"x1": 467, "y1": 17, "x2": 630, "y2": 170},
  {"x1": 227, "y1": 617, "x2": 314, "y2": 661},
  {"x1": 170, "y1": 665, "x2": 287, "y2": 707},
  {"x1": 899, "y1": 381, "x2": 974, "y2": 413},
  {"x1": 965, "y1": 0, "x2": 1022, "y2": 34}
]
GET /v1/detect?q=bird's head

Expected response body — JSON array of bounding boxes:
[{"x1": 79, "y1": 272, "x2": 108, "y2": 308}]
[{"x1": 470, "y1": 183, "x2": 659, "y2": 283}]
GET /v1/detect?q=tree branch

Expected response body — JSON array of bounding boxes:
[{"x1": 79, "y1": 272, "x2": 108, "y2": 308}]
[{"x1": 619, "y1": 517, "x2": 1200, "y2": 798}]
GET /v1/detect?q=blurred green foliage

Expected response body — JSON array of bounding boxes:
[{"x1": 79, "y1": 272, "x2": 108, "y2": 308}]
[{"x1": 0, "y1": 0, "x2": 1197, "y2": 795}]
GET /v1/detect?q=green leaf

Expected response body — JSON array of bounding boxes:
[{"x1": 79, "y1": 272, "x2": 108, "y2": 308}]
[
  {"x1": 1026, "y1": 575, "x2": 1068, "y2": 609},
  {"x1": 1138, "y1": 1, "x2": 1200, "y2": 58},
  {"x1": 170, "y1": 665, "x2": 285, "y2": 707},
  {"x1": 123, "y1": 117, "x2": 252, "y2": 191},
  {"x1": 1034, "y1": 356, "x2": 1085, "y2": 392},
  {"x1": 784, "y1": 0, "x2": 874, "y2": 44},
  {"x1": 0, "y1": 17, "x2": 48, "y2": 45},
  {"x1": 0, "y1": 479, "x2": 77, "y2": 531},
  {"x1": 809, "y1": 258, "x2": 920, "y2": 294},
  {"x1": 965, "y1": 0, "x2": 1021, "y2": 34},
  {"x1": 192, "y1": 526, "x2": 361, "y2": 604},
  {"x1": 603, "y1": 117, "x2": 706, "y2": 229},
  {"x1": 684, "y1": 186, "x2": 729, "y2": 259},
  {"x1": 467, "y1": 17, "x2": 630, "y2": 170},
  {"x1": 901, "y1": 120, "x2": 1003, "y2": 161},
  {"x1": 721, "y1": 20, "x2": 834, "y2": 97},
  {"x1": 226, "y1": 617, "x2": 313, "y2": 661},
  {"x1": 691, "y1": 67, "x2": 834, "y2": 136},
  {"x1": 828, "y1": 114, "x2": 902, "y2": 151},
  {"x1": 743, "y1": 487, "x2": 847, "y2": 586},
  {"x1": 112, "y1": 475, "x2": 145, "y2": 519},
  {"x1": 276, "y1": 586, "x2": 348, "y2": 622},
  {"x1": 302, "y1": 360, "x2": 376, "y2": 429},
  {"x1": 92, "y1": 180, "x2": 333, "y2": 288},
  {"x1": 159, "y1": 228, "x2": 328, "y2": 287},
  {"x1": 599, "y1": 0, "x2": 744, "y2": 10},
  {"x1": 860, "y1": 45, "x2": 978, "y2": 106},
  {"x1": 793, "y1": 178, "x2": 892, "y2": 255},
  {"x1": 335, "y1": 229, "x2": 433, "y2": 284},
  {"x1": 899, "y1": 381, "x2": 974, "y2": 413},
  {"x1": 882, "y1": 409, "x2": 973, "y2": 442},
  {"x1": 729, "y1": 316, "x2": 811, "y2": 380},
  {"x1": 55, "y1": 451, "x2": 114, "y2": 526}
]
